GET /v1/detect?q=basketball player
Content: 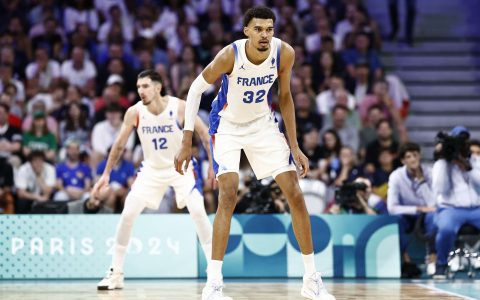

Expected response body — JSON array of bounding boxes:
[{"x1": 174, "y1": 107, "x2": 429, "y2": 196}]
[
  {"x1": 175, "y1": 6, "x2": 335, "y2": 300},
  {"x1": 93, "y1": 70, "x2": 213, "y2": 290}
]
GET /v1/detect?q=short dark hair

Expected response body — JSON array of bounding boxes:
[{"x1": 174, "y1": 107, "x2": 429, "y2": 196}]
[
  {"x1": 332, "y1": 104, "x2": 349, "y2": 114},
  {"x1": 375, "y1": 118, "x2": 391, "y2": 130},
  {"x1": 29, "y1": 150, "x2": 46, "y2": 161},
  {"x1": 243, "y1": 6, "x2": 276, "y2": 27},
  {"x1": 137, "y1": 69, "x2": 163, "y2": 84},
  {"x1": 105, "y1": 103, "x2": 123, "y2": 113},
  {"x1": 470, "y1": 139, "x2": 480, "y2": 148},
  {"x1": 399, "y1": 142, "x2": 421, "y2": 159}
]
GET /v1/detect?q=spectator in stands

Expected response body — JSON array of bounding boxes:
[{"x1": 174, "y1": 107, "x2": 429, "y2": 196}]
[
  {"x1": 333, "y1": 146, "x2": 363, "y2": 187},
  {"x1": 388, "y1": 142, "x2": 437, "y2": 276},
  {"x1": 30, "y1": 16, "x2": 64, "y2": 60},
  {"x1": 22, "y1": 98, "x2": 59, "y2": 141},
  {"x1": 15, "y1": 150, "x2": 56, "y2": 213},
  {"x1": 346, "y1": 62, "x2": 372, "y2": 105},
  {"x1": 170, "y1": 46, "x2": 203, "y2": 95},
  {"x1": 315, "y1": 75, "x2": 356, "y2": 116},
  {"x1": 294, "y1": 92, "x2": 323, "y2": 144},
  {"x1": 0, "y1": 93, "x2": 22, "y2": 130},
  {"x1": 95, "y1": 147, "x2": 135, "y2": 211},
  {"x1": 54, "y1": 138, "x2": 92, "y2": 202},
  {"x1": 360, "y1": 79, "x2": 408, "y2": 142},
  {"x1": 59, "y1": 102, "x2": 90, "y2": 149},
  {"x1": 342, "y1": 31, "x2": 382, "y2": 79},
  {"x1": 93, "y1": 84, "x2": 129, "y2": 123},
  {"x1": 301, "y1": 126, "x2": 325, "y2": 181},
  {"x1": 388, "y1": 0, "x2": 416, "y2": 46},
  {"x1": 63, "y1": 0, "x2": 99, "y2": 34},
  {"x1": 432, "y1": 126, "x2": 480, "y2": 278},
  {"x1": 364, "y1": 119, "x2": 399, "y2": 173},
  {"x1": 51, "y1": 85, "x2": 92, "y2": 121},
  {"x1": 0, "y1": 63, "x2": 26, "y2": 103},
  {"x1": 0, "y1": 103, "x2": 22, "y2": 162},
  {"x1": 22, "y1": 111, "x2": 57, "y2": 162},
  {"x1": 0, "y1": 156, "x2": 14, "y2": 214},
  {"x1": 318, "y1": 129, "x2": 343, "y2": 183},
  {"x1": 97, "y1": 5, "x2": 133, "y2": 44},
  {"x1": 359, "y1": 105, "x2": 385, "y2": 159},
  {"x1": 1, "y1": 41, "x2": 28, "y2": 81},
  {"x1": 322, "y1": 104, "x2": 360, "y2": 153},
  {"x1": 60, "y1": 46, "x2": 97, "y2": 97},
  {"x1": 305, "y1": 18, "x2": 333, "y2": 55},
  {"x1": 367, "y1": 147, "x2": 396, "y2": 201},
  {"x1": 67, "y1": 194, "x2": 113, "y2": 214},
  {"x1": 334, "y1": 3, "x2": 357, "y2": 50},
  {"x1": 91, "y1": 103, "x2": 135, "y2": 169},
  {"x1": 26, "y1": 47, "x2": 61, "y2": 93}
]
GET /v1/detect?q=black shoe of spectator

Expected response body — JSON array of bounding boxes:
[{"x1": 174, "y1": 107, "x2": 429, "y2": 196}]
[
  {"x1": 433, "y1": 264, "x2": 447, "y2": 279},
  {"x1": 401, "y1": 262, "x2": 421, "y2": 278}
]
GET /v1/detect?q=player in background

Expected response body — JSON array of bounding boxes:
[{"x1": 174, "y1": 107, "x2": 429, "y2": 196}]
[
  {"x1": 93, "y1": 69, "x2": 214, "y2": 290},
  {"x1": 175, "y1": 6, "x2": 335, "y2": 300}
]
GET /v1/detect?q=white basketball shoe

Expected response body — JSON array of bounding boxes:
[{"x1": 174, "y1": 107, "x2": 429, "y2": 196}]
[
  {"x1": 301, "y1": 272, "x2": 336, "y2": 300},
  {"x1": 97, "y1": 268, "x2": 124, "y2": 290},
  {"x1": 202, "y1": 280, "x2": 233, "y2": 300}
]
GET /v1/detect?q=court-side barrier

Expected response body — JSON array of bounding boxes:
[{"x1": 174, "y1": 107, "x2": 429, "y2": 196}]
[{"x1": 0, "y1": 214, "x2": 400, "y2": 279}]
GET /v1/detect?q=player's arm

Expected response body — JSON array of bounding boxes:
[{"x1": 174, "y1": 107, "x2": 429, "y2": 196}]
[
  {"x1": 91, "y1": 106, "x2": 136, "y2": 198},
  {"x1": 175, "y1": 45, "x2": 234, "y2": 174},
  {"x1": 277, "y1": 42, "x2": 309, "y2": 178}
]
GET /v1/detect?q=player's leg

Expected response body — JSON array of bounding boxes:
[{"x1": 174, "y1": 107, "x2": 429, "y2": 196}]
[
  {"x1": 170, "y1": 169, "x2": 213, "y2": 263},
  {"x1": 97, "y1": 192, "x2": 146, "y2": 290},
  {"x1": 244, "y1": 116, "x2": 334, "y2": 300},
  {"x1": 202, "y1": 133, "x2": 241, "y2": 300}
]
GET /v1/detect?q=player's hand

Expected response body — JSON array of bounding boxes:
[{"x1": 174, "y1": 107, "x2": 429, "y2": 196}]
[
  {"x1": 174, "y1": 144, "x2": 192, "y2": 175},
  {"x1": 291, "y1": 147, "x2": 309, "y2": 178},
  {"x1": 207, "y1": 164, "x2": 217, "y2": 190},
  {"x1": 91, "y1": 174, "x2": 110, "y2": 200}
]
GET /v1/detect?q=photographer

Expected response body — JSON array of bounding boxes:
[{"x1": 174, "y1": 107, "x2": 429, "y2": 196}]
[
  {"x1": 329, "y1": 177, "x2": 378, "y2": 215},
  {"x1": 432, "y1": 126, "x2": 480, "y2": 278},
  {"x1": 387, "y1": 142, "x2": 436, "y2": 276}
]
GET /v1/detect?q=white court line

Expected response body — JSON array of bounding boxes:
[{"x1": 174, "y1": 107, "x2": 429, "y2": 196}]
[{"x1": 416, "y1": 283, "x2": 478, "y2": 300}]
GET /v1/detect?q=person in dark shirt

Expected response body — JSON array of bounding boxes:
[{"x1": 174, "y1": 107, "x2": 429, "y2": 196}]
[
  {"x1": 0, "y1": 157, "x2": 14, "y2": 213},
  {"x1": 365, "y1": 119, "x2": 399, "y2": 173}
]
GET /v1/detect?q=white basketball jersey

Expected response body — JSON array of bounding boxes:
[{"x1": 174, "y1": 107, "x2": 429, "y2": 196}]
[
  {"x1": 209, "y1": 37, "x2": 282, "y2": 134},
  {"x1": 135, "y1": 96, "x2": 183, "y2": 169}
]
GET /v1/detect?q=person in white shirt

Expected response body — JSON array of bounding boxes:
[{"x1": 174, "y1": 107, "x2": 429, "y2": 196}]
[
  {"x1": 432, "y1": 126, "x2": 480, "y2": 278},
  {"x1": 15, "y1": 150, "x2": 56, "y2": 213},
  {"x1": 26, "y1": 47, "x2": 60, "y2": 92},
  {"x1": 387, "y1": 142, "x2": 437, "y2": 275},
  {"x1": 60, "y1": 47, "x2": 97, "y2": 93}
]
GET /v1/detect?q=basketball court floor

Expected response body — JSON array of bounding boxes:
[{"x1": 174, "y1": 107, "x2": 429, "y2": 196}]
[{"x1": 0, "y1": 279, "x2": 478, "y2": 300}]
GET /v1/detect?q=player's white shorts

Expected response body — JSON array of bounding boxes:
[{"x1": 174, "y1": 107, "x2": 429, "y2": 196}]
[
  {"x1": 210, "y1": 113, "x2": 296, "y2": 179},
  {"x1": 128, "y1": 162, "x2": 197, "y2": 209}
]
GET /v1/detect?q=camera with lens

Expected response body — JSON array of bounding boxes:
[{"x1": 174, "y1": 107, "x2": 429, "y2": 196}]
[
  {"x1": 435, "y1": 131, "x2": 471, "y2": 169},
  {"x1": 240, "y1": 179, "x2": 276, "y2": 213},
  {"x1": 335, "y1": 182, "x2": 367, "y2": 208}
]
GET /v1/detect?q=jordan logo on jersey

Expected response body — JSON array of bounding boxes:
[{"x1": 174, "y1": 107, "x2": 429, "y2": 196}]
[{"x1": 239, "y1": 64, "x2": 246, "y2": 70}]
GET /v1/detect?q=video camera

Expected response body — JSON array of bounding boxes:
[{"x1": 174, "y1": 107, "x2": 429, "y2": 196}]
[
  {"x1": 435, "y1": 131, "x2": 471, "y2": 169},
  {"x1": 335, "y1": 182, "x2": 367, "y2": 207}
]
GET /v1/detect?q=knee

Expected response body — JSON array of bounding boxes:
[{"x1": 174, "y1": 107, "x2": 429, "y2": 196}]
[{"x1": 284, "y1": 186, "x2": 304, "y2": 210}]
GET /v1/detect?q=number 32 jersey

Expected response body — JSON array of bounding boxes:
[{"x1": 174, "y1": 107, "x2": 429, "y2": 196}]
[
  {"x1": 135, "y1": 96, "x2": 183, "y2": 169},
  {"x1": 209, "y1": 37, "x2": 282, "y2": 135}
]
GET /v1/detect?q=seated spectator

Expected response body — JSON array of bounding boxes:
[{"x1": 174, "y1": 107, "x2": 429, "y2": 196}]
[
  {"x1": 60, "y1": 46, "x2": 97, "y2": 97},
  {"x1": 301, "y1": 126, "x2": 325, "y2": 181},
  {"x1": 367, "y1": 147, "x2": 396, "y2": 200},
  {"x1": 0, "y1": 63, "x2": 26, "y2": 104},
  {"x1": 91, "y1": 103, "x2": 135, "y2": 169},
  {"x1": 364, "y1": 119, "x2": 399, "y2": 173},
  {"x1": 318, "y1": 129, "x2": 343, "y2": 184},
  {"x1": 54, "y1": 139, "x2": 92, "y2": 202},
  {"x1": 315, "y1": 75, "x2": 356, "y2": 116},
  {"x1": 22, "y1": 97, "x2": 59, "y2": 140},
  {"x1": 432, "y1": 126, "x2": 480, "y2": 278},
  {"x1": 333, "y1": 146, "x2": 363, "y2": 187},
  {"x1": 63, "y1": 0, "x2": 99, "y2": 34},
  {"x1": 0, "y1": 157, "x2": 14, "y2": 214},
  {"x1": 95, "y1": 148, "x2": 135, "y2": 211},
  {"x1": 26, "y1": 47, "x2": 61, "y2": 93},
  {"x1": 342, "y1": 31, "x2": 382, "y2": 79},
  {"x1": 93, "y1": 84, "x2": 130, "y2": 124},
  {"x1": 170, "y1": 46, "x2": 203, "y2": 95},
  {"x1": 0, "y1": 103, "x2": 22, "y2": 164},
  {"x1": 322, "y1": 104, "x2": 359, "y2": 153},
  {"x1": 30, "y1": 16, "x2": 64, "y2": 60},
  {"x1": 294, "y1": 92, "x2": 323, "y2": 145},
  {"x1": 388, "y1": 142, "x2": 437, "y2": 276},
  {"x1": 359, "y1": 79, "x2": 408, "y2": 142},
  {"x1": 22, "y1": 111, "x2": 57, "y2": 162},
  {"x1": 346, "y1": 62, "x2": 372, "y2": 105},
  {"x1": 0, "y1": 93, "x2": 22, "y2": 129},
  {"x1": 311, "y1": 51, "x2": 344, "y2": 94},
  {"x1": 51, "y1": 85, "x2": 93, "y2": 122},
  {"x1": 15, "y1": 150, "x2": 56, "y2": 213},
  {"x1": 59, "y1": 102, "x2": 90, "y2": 151}
]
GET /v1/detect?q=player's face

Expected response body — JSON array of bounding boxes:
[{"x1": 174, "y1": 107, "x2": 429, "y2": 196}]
[
  {"x1": 244, "y1": 18, "x2": 274, "y2": 52},
  {"x1": 137, "y1": 77, "x2": 161, "y2": 105}
]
